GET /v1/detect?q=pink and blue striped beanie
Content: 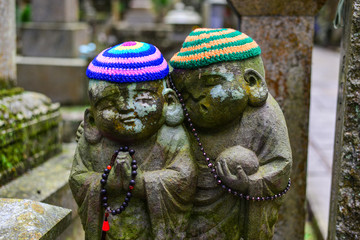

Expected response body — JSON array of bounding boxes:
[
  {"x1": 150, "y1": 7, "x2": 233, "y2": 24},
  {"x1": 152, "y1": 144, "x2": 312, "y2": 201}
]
[{"x1": 86, "y1": 41, "x2": 169, "y2": 83}]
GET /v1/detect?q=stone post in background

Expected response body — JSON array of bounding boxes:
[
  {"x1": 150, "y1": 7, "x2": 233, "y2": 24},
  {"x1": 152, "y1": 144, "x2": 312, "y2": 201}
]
[
  {"x1": 17, "y1": 0, "x2": 89, "y2": 105},
  {"x1": 0, "y1": 0, "x2": 16, "y2": 89},
  {"x1": 328, "y1": 0, "x2": 360, "y2": 238},
  {"x1": 0, "y1": 0, "x2": 61, "y2": 185},
  {"x1": 227, "y1": 0, "x2": 326, "y2": 239}
]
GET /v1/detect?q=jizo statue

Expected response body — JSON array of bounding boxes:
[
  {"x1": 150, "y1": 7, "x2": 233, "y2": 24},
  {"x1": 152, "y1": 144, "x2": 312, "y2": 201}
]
[
  {"x1": 169, "y1": 28, "x2": 292, "y2": 239},
  {"x1": 69, "y1": 42, "x2": 197, "y2": 240},
  {"x1": 70, "y1": 29, "x2": 292, "y2": 240}
]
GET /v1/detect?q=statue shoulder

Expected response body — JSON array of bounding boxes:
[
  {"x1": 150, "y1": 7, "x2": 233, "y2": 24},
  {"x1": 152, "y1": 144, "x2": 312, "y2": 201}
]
[
  {"x1": 156, "y1": 124, "x2": 190, "y2": 149},
  {"x1": 243, "y1": 94, "x2": 287, "y2": 130}
]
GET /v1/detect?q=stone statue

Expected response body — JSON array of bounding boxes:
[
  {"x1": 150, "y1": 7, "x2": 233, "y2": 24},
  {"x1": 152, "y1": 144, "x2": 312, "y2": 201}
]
[
  {"x1": 69, "y1": 42, "x2": 197, "y2": 240},
  {"x1": 169, "y1": 28, "x2": 292, "y2": 239}
]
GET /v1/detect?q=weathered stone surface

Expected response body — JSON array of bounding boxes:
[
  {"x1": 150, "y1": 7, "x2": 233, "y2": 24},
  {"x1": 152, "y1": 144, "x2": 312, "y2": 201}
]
[
  {"x1": 17, "y1": 56, "x2": 88, "y2": 104},
  {"x1": 0, "y1": 0, "x2": 16, "y2": 88},
  {"x1": 69, "y1": 78, "x2": 197, "y2": 239},
  {"x1": 241, "y1": 16, "x2": 314, "y2": 239},
  {"x1": 0, "y1": 198, "x2": 72, "y2": 240},
  {"x1": 0, "y1": 91, "x2": 61, "y2": 185},
  {"x1": 227, "y1": 0, "x2": 326, "y2": 16},
  {"x1": 328, "y1": 0, "x2": 360, "y2": 239},
  {"x1": 171, "y1": 57, "x2": 292, "y2": 239},
  {"x1": 0, "y1": 144, "x2": 75, "y2": 202},
  {"x1": 32, "y1": 0, "x2": 79, "y2": 23},
  {"x1": 0, "y1": 143, "x2": 85, "y2": 239},
  {"x1": 21, "y1": 22, "x2": 89, "y2": 58}
]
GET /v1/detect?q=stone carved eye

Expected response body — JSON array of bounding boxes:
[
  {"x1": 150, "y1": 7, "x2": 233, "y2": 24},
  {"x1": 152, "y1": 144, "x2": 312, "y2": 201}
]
[
  {"x1": 203, "y1": 75, "x2": 225, "y2": 87},
  {"x1": 135, "y1": 92, "x2": 154, "y2": 104},
  {"x1": 97, "y1": 99, "x2": 115, "y2": 111}
]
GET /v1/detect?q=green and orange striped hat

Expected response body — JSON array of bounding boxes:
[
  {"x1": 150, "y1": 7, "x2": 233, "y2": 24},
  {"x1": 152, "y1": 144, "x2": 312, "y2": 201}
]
[{"x1": 170, "y1": 28, "x2": 261, "y2": 69}]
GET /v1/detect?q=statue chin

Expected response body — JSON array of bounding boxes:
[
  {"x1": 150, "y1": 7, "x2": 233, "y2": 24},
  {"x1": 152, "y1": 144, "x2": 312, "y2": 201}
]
[{"x1": 98, "y1": 126, "x2": 161, "y2": 144}]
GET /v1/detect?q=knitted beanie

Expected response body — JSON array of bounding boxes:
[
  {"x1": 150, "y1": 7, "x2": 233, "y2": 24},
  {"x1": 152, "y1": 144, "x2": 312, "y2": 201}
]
[
  {"x1": 86, "y1": 41, "x2": 169, "y2": 83},
  {"x1": 170, "y1": 28, "x2": 261, "y2": 69}
]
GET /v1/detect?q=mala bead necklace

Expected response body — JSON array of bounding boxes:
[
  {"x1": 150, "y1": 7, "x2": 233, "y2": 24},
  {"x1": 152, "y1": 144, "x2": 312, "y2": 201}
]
[
  {"x1": 100, "y1": 146, "x2": 137, "y2": 240},
  {"x1": 168, "y1": 76, "x2": 291, "y2": 201}
]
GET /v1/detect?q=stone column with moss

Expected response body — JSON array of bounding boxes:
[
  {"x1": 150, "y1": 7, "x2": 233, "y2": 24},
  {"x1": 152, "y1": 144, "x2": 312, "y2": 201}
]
[
  {"x1": 0, "y1": 0, "x2": 16, "y2": 89},
  {"x1": 227, "y1": 0, "x2": 326, "y2": 239},
  {"x1": 328, "y1": 0, "x2": 360, "y2": 239}
]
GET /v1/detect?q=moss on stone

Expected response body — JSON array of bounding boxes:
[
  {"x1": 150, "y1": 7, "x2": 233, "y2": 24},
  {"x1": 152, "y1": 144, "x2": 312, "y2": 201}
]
[
  {"x1": 0, "y1": 87, "x2": 23, "y2": 98},
  {"x1": 0, "y1": 91, "x2": 62, "y2": 185}
]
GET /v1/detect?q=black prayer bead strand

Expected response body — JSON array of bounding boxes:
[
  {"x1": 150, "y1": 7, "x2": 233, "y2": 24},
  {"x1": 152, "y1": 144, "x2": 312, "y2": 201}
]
[
  {"x1": 100, "y1": 146, "x2": 138, "y2": 214},
  {"x1": 168, "y1": 76, "x2": 291, "y2": 201}
]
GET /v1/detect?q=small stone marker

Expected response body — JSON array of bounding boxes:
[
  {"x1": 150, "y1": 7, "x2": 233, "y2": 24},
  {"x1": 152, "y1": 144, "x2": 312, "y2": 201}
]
[{"x1": 0, "y1": 198, "x2": 72, "y2": 240}]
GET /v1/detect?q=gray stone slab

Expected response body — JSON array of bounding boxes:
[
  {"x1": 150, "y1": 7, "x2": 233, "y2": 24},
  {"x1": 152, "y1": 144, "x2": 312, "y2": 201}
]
[
  {"x1": 0, "y1": 198, "x2": 72, "y2": 240},
  {"x1": 21, "y1": 22, "x2": 89, "y2": 58},
  {"x1": 17, "y1": 56, "x2": 88, "y2": 105},
  {"x1": 0, "y1": 143, "x2": 85, "y2": 239},
  {"x1": 31, "y1": 0, "x2": 79, "y2": 23}
]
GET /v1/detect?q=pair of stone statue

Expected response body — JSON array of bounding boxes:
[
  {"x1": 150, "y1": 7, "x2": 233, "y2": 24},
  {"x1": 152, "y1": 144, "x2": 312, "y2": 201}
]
[{"x1": 69, "y1": 28, "x2": 292, "y2": 240}]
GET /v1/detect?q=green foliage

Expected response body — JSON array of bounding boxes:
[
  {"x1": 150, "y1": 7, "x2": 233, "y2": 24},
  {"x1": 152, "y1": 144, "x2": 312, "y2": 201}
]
[
  {"x1": 304, "y1": 221, "x2": 319, "y2": 240},
  {"x1": 20, "y1": 4, "x2": 31, "y2": 22},
  {"x1": 151, "y1": 0, "x2": 172, "y2": 19},
  {"x1": 0, "y1": 88, "x2": 23, "y2": 98}
]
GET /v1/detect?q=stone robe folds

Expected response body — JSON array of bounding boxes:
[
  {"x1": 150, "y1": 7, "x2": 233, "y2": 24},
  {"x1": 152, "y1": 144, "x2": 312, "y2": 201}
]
[
  {"x1": 69, "y1": 125, "x2": 197, "y2": 240},
  {"x1": 186, "y1": 95, "x2": 292, "y2": 240}
]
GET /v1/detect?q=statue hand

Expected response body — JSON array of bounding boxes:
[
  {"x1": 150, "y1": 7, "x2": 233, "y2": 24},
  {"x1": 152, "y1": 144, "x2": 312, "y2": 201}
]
[
  {"x1": 217, "y1": 159, "x2": 249, "y2": 193},
  {"x1": 107, "y1": 152, "x2": 129, "y2": 190},
  {"x1": 119, "y1": 156, "x2": 145, "y2": 198}
]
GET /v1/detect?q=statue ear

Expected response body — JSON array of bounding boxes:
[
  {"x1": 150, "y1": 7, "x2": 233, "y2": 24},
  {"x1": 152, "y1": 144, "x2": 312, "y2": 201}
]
[
  {"x1": 84, "y1": 108, "x2": 102, "y2": 144},
  {"x1": 244, "y1": 69, "x2": 268, "y2": 107},
  {"x1": 163, "y1": 88, "x2": 184, "y2": 126}
]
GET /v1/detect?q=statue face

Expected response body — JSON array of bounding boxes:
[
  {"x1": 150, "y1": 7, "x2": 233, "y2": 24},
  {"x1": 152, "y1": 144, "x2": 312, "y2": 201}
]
[
  {"x1": 172, "y1": 62, "x2": 246, "y2": 129},
  {"x1": 88, "y1": 79, "x2": 166, "y2": 142},
  {"x1": 172, "y1": 57, "x2": 267, "y2": 129}
]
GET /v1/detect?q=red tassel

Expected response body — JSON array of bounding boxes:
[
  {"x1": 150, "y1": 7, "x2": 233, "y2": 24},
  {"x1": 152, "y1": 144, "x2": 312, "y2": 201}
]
[{"x1": 102, "y1": 220, "x2": 110, "y2": 231}]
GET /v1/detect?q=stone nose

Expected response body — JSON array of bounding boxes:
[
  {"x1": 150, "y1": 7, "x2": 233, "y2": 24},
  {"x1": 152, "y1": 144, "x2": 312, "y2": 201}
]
[
  {"x1": 189, "y1": 89, "x2": 206, "y2": 101},
  {"x1": 114, "y1": 99, "x2": 134, "y2": 113}
]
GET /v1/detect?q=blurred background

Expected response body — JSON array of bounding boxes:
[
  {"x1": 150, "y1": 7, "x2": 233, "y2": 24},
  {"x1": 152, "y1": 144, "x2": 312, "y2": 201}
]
[{"x1": 0, "y1": 0, "x2": 348, "y2": 239}]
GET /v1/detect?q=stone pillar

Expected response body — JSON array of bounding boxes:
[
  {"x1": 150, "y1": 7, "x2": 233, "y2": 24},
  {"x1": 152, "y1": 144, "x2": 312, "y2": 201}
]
[
  {"x1": 227, "y1": 0, "x2": 326, "y2": 239},
  {"x1": 328, "y1": 0, "x2": 360, "y2": 239},
  {"x1": 0, "y1": 0, "x2": 16, "y2": 88},
  {"x1": 0, "y1": 0, "x2": 61, "y2": 185},
  {"x1": 17, "y1": 0, "x2": 89, "y2": 104}
]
